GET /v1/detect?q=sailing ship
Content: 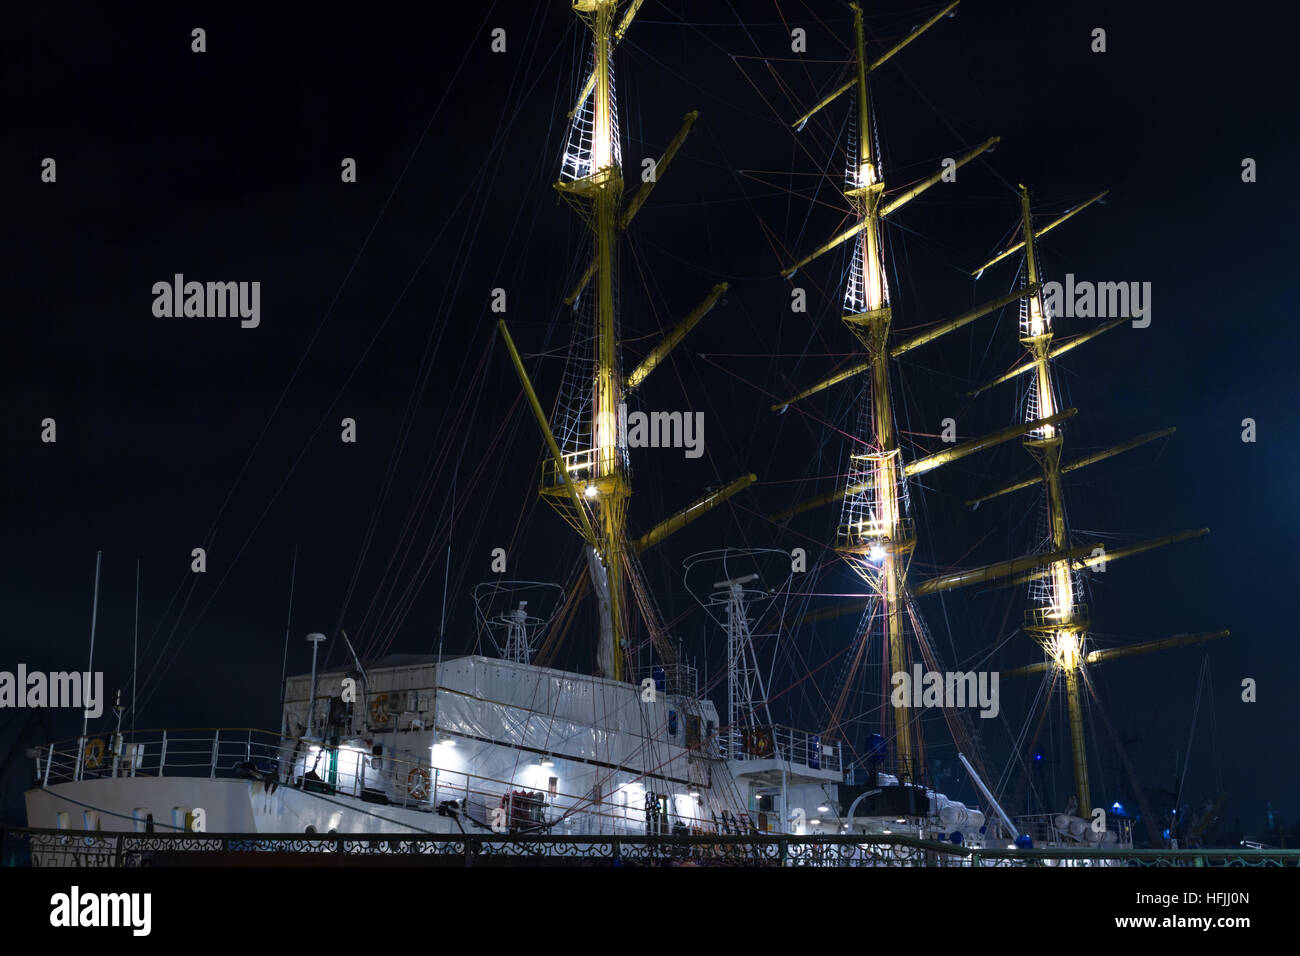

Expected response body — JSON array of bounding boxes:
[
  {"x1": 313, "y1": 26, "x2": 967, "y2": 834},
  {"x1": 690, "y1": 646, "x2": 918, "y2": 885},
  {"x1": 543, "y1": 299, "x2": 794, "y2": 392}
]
[{"x1": 20, "y1": 0, "x2": 1223, "y2": 864}]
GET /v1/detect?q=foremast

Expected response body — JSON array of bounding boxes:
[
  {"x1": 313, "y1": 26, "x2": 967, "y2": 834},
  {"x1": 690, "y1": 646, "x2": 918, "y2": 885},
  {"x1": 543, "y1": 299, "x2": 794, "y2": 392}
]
[
  {"x1": 502, "y1": 1, "x2": 748, "y2": 683},
  {"x1": 549, "y1": 0, "x2": 631, "y2": 682}
]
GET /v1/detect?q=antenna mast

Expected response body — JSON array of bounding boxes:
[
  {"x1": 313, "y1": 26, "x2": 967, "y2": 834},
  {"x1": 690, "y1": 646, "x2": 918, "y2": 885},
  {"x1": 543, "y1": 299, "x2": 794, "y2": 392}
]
[{"x1": 81, "y1": 550, "x2": 102, "y2": 742}]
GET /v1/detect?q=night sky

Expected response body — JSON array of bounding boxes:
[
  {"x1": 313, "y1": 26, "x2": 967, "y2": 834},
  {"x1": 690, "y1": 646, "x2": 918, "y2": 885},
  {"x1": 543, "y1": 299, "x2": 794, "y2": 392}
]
[{"x1": 4, "y1": 1, "x2": 1296, "y2": 839}]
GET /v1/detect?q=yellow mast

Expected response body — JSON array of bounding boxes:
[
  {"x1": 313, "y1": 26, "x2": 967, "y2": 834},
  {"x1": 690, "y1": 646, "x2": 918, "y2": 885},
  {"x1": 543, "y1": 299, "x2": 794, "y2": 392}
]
[
  {"x1": 507, "y1": 2, "x2": 746, "y2": 682},
  {"x1": 814, "y1": 2, "x2": 945, "y2": 780},
  {"x1": 1005, "y1": 188, "x2": 1222, "y2": 817},
  {"x1": 1015, "y1": 184, "x2": 1091, "y2": 812},
  {"x1": 779, "y1": 1, "x2": 994, "y2": 783},
  {"x1": 551, "y1": 0, "x2": 630, "y2": 681},
  {"x1": 766, "y1": 11, "x2": 1224, "y2": 827},
  {"x1": 828, "y1": 2, "x2": 917, "y2": 780}
]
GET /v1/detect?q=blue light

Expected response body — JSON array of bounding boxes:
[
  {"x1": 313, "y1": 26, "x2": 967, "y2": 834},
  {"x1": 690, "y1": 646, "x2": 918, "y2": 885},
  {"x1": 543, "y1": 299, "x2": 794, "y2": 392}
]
[
  {"x1": 1015, "y1": 834, "x2": 1033, "y2": 849},
  {"x1": 1112, "y1": 801, "x2": 1126, "y2": 815},
  {"x1": 1162, "y1": 828, "x2": 1171, "y2": 840},
  {"x1": 1033, "y1": 753, "x2": 1043, "y2": 762}
]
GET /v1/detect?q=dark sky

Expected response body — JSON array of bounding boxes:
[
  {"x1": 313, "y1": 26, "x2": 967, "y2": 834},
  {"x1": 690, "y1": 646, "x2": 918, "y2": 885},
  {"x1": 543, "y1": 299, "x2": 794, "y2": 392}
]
[{"x1": 4, "y1": 1, "x2": 1296, "y2": 836}]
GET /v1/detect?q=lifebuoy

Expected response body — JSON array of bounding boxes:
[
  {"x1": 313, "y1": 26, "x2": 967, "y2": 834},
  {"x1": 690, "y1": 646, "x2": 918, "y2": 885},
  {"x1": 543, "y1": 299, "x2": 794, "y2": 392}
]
[
  {"x1": 369, "y1": 694, "x2": 390, "y2": 726},
  {"x1": 743, "y1": 728, "x2": 773, "y2": 757},
  {"x1": 83, "y1": 737, "x2": 105, "y2": 770},
  {"x1": 407, "y1": 767, "x2": 430, "y2": 800}
]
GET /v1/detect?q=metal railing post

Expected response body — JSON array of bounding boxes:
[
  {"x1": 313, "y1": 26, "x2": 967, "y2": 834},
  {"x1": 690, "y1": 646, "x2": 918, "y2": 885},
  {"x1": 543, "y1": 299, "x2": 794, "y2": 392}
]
[
  {"x1": 43, "y1": 746, "x2": 53, "y2": 786},
  {"x1": 210, "y1": 730, "x2": 220, "y2": 779},
  {"x1": 74, "y1": 736, "x2": 85, "y2": 781},
  {"x1": 159, "y1": 731, "x2": 168, "y2": 777}
]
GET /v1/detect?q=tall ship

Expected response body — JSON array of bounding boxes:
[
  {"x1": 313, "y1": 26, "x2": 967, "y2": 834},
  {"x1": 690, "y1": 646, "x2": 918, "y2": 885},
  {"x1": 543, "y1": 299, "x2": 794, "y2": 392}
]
[{"x1": 17, "y1": 1, "x2": 1225, "y2": 865}]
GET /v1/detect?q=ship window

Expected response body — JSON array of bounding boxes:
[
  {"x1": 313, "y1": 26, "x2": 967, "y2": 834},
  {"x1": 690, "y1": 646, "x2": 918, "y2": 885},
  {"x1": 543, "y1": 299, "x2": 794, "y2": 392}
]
[
  {"x1": 132, "y1": 808, "x2": 152, "y2": 833},
  {"x1": 83, "y1": 811, "x2": 100, "y2": 831},
  {"x1": 548, "y1": 777, "x2": 558, "y2": 797},
  {"x1": 685, "y1": 715, "x2": 702, "y2": 750},
  {"x1": 56, "y1": 811, "x2": 71, "y2": 830},
  {"x1": 172, "y1": 806, "x2": 193, "y2": 831},
  {"x1": 668, "y1": 710, "x2": 678, "y2": 737}
]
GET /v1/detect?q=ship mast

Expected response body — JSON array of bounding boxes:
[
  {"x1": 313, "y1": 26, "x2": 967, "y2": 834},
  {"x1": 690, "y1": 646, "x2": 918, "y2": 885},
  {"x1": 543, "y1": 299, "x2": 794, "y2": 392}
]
[
  {"x1": 839, "y1": 1, "x2": 914, "y2": 778},
  {"x1": 977, "y1": 187, "x2": 1229, "y2": 817},
  {"x1": 1014, "y1": 184, "x2": 1092, "y2": 811},
  {"x1": 775, "y1": 2, "x2": 1017, "y2": 784},
  {"x1": 553, "y1": 0, "x2": 631, "y2": 682},
  {"x1": 749, "y1": 5, "x2": 1227, "y2": 830},
  {"x1": 501, "y1": 0, "x2": 752, "y2": 682}
]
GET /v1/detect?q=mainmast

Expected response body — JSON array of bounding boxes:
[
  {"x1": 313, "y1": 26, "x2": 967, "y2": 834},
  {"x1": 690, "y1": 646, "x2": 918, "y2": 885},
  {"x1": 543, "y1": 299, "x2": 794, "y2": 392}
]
[
  {"x1": 775, "y1": 2, "x2": 1012, "y2": 783},
  {"x1": 837, "y1": 2, "x2": 915, "y2": 778}
]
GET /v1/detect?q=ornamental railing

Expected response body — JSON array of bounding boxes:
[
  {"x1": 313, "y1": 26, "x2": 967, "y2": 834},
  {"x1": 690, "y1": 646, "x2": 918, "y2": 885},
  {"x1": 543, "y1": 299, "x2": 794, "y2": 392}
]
[{"x1": 4, "y1": 828, "x2": 1297, "y2": 869}]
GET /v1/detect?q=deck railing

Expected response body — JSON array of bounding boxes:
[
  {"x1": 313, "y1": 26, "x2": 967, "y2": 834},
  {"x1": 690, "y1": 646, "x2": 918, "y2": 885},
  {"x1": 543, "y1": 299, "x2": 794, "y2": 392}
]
[
  {"x1": 28, "y1": 728, "x2": 739, "y2": 837},
  {"x1": 33, "y1": 728, "x2": 295, "y2": 787},
  {"x1": 718, "y1": 723, "x2": 840, "y2": 774}
]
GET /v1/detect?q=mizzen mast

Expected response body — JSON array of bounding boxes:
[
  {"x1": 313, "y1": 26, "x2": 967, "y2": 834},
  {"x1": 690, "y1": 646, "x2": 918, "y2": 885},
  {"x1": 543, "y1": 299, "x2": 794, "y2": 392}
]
[
  {"x1": 1013, "y1": 183, "x2": 1093, "y2": 812},
  {"x1": 937, "y1": 186, "x2": 1228, "y2": 817}
]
